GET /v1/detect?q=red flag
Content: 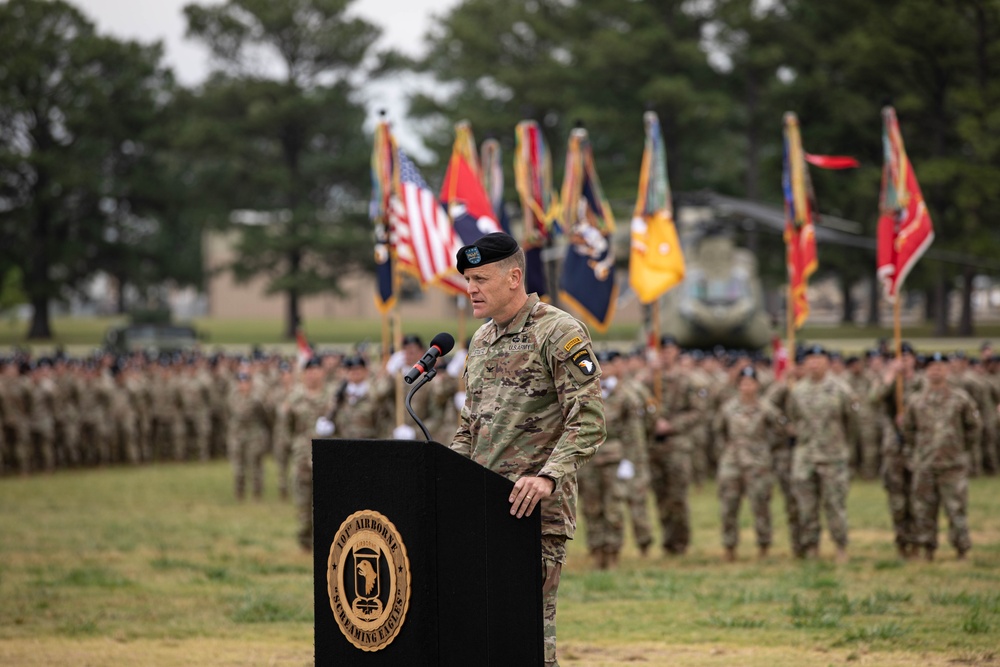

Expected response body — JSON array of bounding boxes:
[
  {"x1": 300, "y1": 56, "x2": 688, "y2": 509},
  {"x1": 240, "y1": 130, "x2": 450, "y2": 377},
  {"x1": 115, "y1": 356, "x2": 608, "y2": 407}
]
[
  {"x1": 439, "y1": 122, "x2": 501, "y2": 247},
  {"x1": 772, "y1": 334, "x2": 787, "y2": 380},
  {"x1": 805, "y1": 153, "x2": 860, "y2": 169},
  {"x1": 876, "y1": 107, "x2": 934, "y2": 301},
  {"x1": 296, "y1": 329, "x2": 313, "y2": 369}
]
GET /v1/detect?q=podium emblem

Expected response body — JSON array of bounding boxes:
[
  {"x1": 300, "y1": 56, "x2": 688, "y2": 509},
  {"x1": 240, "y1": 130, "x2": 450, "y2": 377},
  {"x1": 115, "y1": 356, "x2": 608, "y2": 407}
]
[{"x1": 327, "y1": 509, "x2": 411, "y2": 652}]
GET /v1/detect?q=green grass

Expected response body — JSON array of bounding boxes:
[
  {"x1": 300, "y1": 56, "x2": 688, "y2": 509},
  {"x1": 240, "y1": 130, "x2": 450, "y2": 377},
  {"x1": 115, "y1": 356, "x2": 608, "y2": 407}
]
[{"x1": 2, "y1": 461, "x2": 998, "y2": 665}]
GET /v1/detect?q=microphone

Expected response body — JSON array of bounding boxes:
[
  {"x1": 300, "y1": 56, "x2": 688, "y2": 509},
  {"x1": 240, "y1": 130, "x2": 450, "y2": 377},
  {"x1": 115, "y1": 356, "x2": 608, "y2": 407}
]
[{"x1": 403, "y1": 333, "x2": 455, "y2": 384}]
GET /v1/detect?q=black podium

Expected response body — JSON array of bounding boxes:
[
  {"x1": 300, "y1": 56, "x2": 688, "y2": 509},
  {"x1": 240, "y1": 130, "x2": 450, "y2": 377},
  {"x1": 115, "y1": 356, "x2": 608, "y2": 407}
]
[{"x1": 312, "y1": 438, "x2": 543, "y2": 666}]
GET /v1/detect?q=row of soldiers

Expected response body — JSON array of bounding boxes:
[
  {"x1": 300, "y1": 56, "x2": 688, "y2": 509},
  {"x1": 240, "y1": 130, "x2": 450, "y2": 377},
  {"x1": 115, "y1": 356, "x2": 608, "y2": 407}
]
[
  {"x1": 579, "y1": 337, "x2": 995, "y2": 567},
  {"x1": 3, "y1": 336, "x2": 995, "y2": 564}
]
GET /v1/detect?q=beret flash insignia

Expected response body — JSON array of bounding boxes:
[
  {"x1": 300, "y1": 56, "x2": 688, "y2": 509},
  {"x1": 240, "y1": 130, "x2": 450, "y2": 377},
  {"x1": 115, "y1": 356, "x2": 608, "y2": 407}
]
[{"x1": 465, "y1": 247, "x2": 482, "y2": 265}]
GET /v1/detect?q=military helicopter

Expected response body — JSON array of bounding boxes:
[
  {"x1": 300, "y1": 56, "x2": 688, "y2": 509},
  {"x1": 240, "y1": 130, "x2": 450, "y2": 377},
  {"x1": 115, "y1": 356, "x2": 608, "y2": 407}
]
[{"x1": 654, "y1": 203, "x2": 773, "y2": 350}]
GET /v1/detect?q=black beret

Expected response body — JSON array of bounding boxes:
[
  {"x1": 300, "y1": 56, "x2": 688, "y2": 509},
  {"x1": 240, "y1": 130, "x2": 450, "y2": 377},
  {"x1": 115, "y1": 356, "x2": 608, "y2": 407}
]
[
  {"x1": 900, "y1": 341, "x2": 915, "y2": 355},
  {"x1": 236, "y1": 372, "x2": 252, "y2": 382},
  {"x1": 303, "y1": 357, "x2": 323, "y2": 369},
  {"x1": 927, "y1": 351, "x2": 949, "y2": 364},
  {"x1": 738, "y1": 366, "x2": 758, "y2": 381},
  {"x1": 456, "y1": 232, "x2": 520, "y2": 274},
  {"x1": 401, "y1": 334, "x2": 423, "y2": 347},
  {"x1": 802, "y1": 344, "x2": 827, "y2": 358}
]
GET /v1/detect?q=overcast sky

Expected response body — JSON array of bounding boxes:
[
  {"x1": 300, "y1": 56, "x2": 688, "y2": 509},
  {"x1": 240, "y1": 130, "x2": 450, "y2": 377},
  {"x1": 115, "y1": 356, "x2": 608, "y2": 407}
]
[{"x1": 71, "y1": 0, "x2": 459, "y2": 155}]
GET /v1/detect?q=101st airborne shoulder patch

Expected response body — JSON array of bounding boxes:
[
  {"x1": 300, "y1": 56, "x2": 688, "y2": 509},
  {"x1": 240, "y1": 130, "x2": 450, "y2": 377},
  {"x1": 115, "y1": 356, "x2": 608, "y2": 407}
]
[
  {"x1": 571, "y1": 348, "x2": 596, "y2": 376},
  {"x1": 328, "y1": 509, "x2": 411, "y2": 652}
]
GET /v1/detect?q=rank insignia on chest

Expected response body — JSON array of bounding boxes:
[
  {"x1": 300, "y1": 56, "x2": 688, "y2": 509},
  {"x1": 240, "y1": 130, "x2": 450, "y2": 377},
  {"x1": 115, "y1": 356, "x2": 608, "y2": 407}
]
[{"x1": 571, "y1": 349, "x2": 596, "y2": 375}]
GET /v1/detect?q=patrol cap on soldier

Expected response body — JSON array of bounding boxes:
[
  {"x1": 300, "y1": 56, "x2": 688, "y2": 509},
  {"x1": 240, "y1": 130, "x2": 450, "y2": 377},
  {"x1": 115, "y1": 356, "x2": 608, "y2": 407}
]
[{"x1": 456, "y1": 232, "x2": 520, "y2": 274}]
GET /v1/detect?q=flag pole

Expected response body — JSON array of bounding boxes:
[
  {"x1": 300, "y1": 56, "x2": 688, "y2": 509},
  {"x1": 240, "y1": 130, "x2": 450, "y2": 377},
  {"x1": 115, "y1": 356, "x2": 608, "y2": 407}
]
[
  {"x1": 893, "y1": 294, "x2": 903, "y2": 417},
  {"x1": 786, "y1": 283, "x2": 796, "y2": 382},
  {"x1": 651, "y1": 301, "x2": 662, "y2": 405},
  {"x1": 394, "y1": 311, "x2": 405, "y2": 428}
]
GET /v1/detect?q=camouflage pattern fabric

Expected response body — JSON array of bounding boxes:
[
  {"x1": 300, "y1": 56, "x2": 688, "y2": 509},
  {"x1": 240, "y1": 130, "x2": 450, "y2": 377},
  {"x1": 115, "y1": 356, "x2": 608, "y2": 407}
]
[
  {"x1": 227, "y1": 388, "x2": 271, "y2": 500},
  {"x1": 903, "y1": 384, "x2": 980, "y2": 554},
  {"x1": 285, "y1": 384, "x2": 331, "y2": 551},
  {"x1": 712, "y1": 396, "x2": 782, "y2": 549},
  {"x1": 787, "y1": 374, "x2": 857, "y2": 551},
  {"x1": 452, "y1": 293, "x2": 605, "y2": 667}
]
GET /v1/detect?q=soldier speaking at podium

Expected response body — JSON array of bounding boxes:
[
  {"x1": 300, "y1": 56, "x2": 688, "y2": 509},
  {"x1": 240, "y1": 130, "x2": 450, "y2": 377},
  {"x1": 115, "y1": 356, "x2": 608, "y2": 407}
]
[{"x1": 449, "y1": 232, "x2": 606, "y2": 667}]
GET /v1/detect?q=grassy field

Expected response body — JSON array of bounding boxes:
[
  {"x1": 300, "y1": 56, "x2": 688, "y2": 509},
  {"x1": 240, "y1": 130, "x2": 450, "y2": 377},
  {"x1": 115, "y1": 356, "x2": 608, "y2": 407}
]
[{"x1": 1, "y1": 460, "x2": 998, "y2": 666}]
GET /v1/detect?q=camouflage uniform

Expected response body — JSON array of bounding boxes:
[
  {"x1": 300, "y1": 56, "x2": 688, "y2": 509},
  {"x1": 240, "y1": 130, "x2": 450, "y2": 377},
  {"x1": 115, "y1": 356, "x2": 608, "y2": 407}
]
[
  {"x1": 579, "y1": 377, "x2": 626, "y2": 566},
  {"x1": 951, "y1": 369, "x2": 989, "y2": 476},
  {"x1": 78, "y1": 369, "x2": 112, "y2": 465},
  {"x1": 27, "y1": 368, "x2": 58, "y2": 473},
  {"x1": 109, "y1": 372, "x2": 140, "y2": 464},
  {"x1": 870, "y1": 373, "x2": 923, "y2": 554},
  {"x1": 150, "y1": 364, "x2": 185, "y2": 460},
  {"x1": 181, "y1": 366, "x2": 213, "y2": 461},
  {"x1": 227, "y1": 385, "x2": 272, "y2": 500},
  {"x1": 647, "y1": 368, "x2": 703, "y2": 555},
  {"x1": 620, "y1": 375, "x2": 655, "y2": 553},
  {"x1": 0, "y1": 364, "x2": 29, "y2": 475},
  {"x1": 451, "y1": 294, "x2": 605, "y2": 667},
  {"x1": 763, "y1": 378, "x2": 804, "y2": 556},
  {"x1": 845, "y1": 367, "x2": 880, "y2": 479},
  {"x1": 712, "y1": 396, "x2": 782, "y2": 551},
  {"x1": 786, "y1": 374, "x2": 857, "y2": 553},
  {"x1": 902, "y1": 384, "x2": 980, "y2": 556},
  {"x1": 328, "y1": 375, "x2": 393, "y2": 440},
  {"x1": 54, "y1": 364, "x2": 82, "y2": 467},
  {"x1": 285, "y1": 384, "x2": 331, "y2": 550}
]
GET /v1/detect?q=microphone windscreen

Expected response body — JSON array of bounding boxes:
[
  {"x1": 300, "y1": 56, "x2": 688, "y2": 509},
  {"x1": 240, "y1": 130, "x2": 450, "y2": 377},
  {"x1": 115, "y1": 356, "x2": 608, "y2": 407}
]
[{"x1": 430, "y1": 332, "x2": 456, "y2": 355}]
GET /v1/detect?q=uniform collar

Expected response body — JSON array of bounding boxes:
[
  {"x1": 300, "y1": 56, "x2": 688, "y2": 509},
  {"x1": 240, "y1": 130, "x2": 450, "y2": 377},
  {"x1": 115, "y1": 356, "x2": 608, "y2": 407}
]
[{"x1": 491, "y1": 293, "x2": 540, "y2": 339}]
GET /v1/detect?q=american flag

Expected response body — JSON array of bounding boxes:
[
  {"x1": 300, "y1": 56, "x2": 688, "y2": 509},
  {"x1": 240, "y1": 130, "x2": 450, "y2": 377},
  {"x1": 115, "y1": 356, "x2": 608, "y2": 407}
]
[{"x1": 391, "y1": 150, "x2": 466, "y2": 293}]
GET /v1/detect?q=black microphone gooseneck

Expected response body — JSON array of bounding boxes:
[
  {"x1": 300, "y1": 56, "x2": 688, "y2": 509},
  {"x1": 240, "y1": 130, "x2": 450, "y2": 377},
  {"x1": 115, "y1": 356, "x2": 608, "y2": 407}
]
[{"x1": 404, "y1": 368, "x2": 436, "y2": 441}]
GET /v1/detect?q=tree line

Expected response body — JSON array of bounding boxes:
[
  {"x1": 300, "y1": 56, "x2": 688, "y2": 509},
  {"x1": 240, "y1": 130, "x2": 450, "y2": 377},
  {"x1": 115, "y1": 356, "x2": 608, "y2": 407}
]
[{"x1": 1, "y1": 0, "x2": 998, "y2": 339}]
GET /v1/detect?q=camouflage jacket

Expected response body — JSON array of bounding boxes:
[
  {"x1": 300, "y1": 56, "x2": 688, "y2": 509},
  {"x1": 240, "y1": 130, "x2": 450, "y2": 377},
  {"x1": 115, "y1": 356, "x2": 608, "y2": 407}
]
[
  {"x1": 328, "y1": 376, "x2": 393, "y2": 441},
  {"x1": 227, "y1": 389, "x2": 271, "y2": 442},
  {"x1": 902, "y1": 385, "x2": 981, "y2": 470},
  {"x1": 284, "y1": 384, "x2": 331, "y2": 455},
  {"x1": 787, "y1": 374, "x2": 857, "y2": 463},
  {"x1": 451, "y1": 293, "x2": 606, "y2": 538},
  {"x1": 712, "y1": 396, "x2": 783, "y2": 471}
]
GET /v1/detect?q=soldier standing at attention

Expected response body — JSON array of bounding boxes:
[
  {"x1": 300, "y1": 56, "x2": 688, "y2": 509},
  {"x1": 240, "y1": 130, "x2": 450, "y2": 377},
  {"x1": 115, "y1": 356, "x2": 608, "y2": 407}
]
[
  {"x1": 579, "y1": 350, "x2": 626, "y2": 569},
  {"x1": 713, "y1": 366, "x2": 783, "y2": 561},
  {"x1": 449, "y1": 232, "x2": 605, "y2": 667},
  {"x1": 286, "y1": 356, "x2": 331, "y2": 551},
  {"x1": 903, "y1": 352, "x2": 981, "y2": 561},
  {"x1": 321, "y1": 356, "x2": 393, "y2": 440},
  {"x1": 786, "y1": 345, "x2": 858, "y2": 564},
  {"x1": 227, "y1": 371, "x2": 271, "y2": 501},
  {"x1": 648, "y1": 336, "x2": 703, "y2": 556}
]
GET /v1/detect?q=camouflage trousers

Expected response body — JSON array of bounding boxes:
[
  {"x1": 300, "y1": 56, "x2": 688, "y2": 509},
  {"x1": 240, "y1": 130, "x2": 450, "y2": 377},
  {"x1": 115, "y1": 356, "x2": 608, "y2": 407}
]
[
  {"x1": 29, "y1": 427, "x2": 55, "y2": 473},
  {"x1": 541, "y1": 534, "x2": 566, "y2": 666},
  {"x1": 982, "y1": 420, "x2": 999, "y2": 475},
  {"x1": 228, "y1": 433, "x2": 267, "y2": 500},
  {"x1": 772, "y1": 446, "x2": 803, "y2": 556},
  {"x1": 792, "y1": 456, "x2": 849, "y2": 550},
  {"x1": 718, "y1": 464, "x2": 773, "y2": 549},
  {"x1": 151, "y1": 416, "x2": 184, "y2": 461},
  {"x1": 623, "y1": 462, "x2": 654, "y2": 551},
  {"x1": 690, "y1": 426, "x2": 712, "y2": 484},
  {"x1": 881, "y1": 451, "x2": 916, "y2": 550},
  {"x1": 55, "y1": 419, "x2": 81, "y2": 467},
  {"x1": 579, "y1": 459, "x2": 624, "y2": 556},
  {"x1": 80, "y1": 420, "x2": 111, "y2": 465},
  {"x1": 186, "y1": 415, "x2": 212, "y2": 461},
  {"x1": 112, "y1": 419, "x2": 140, "y2": 465},
  {"x1": 912, "y1": 466, "x2": 971, "y2": 554},
  {"x1": 648, "y1": 441, "x2": 692, "y2": 554},
  {"x1": 291, "y1": 443, "x2": 313, "y2": 551},
  {"x1": 854, "y1": 416, "x2": 881, "y2": 480},
  {"x1": 3, "y1": 423, "x2": 29, "y2": 474}
]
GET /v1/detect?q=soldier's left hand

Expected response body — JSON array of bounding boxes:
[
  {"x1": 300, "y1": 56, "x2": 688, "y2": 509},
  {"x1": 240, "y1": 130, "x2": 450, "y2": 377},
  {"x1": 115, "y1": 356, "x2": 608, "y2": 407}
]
[{"x1": 509, "y1": 475, "x2": 555, "y2": 519}]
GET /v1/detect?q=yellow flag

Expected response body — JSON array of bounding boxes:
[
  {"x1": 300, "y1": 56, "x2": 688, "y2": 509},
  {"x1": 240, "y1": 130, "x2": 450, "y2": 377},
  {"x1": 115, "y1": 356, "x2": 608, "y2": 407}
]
[{"x1": 630, "y1": 112, "x2": 685, "y2": 304}]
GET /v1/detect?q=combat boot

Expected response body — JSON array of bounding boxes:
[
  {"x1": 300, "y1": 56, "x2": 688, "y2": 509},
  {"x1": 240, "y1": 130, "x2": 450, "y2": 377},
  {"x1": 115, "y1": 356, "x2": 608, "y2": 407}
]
[{"x1": 724, "y1": 546, "x2": 736, "y2": 562}]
